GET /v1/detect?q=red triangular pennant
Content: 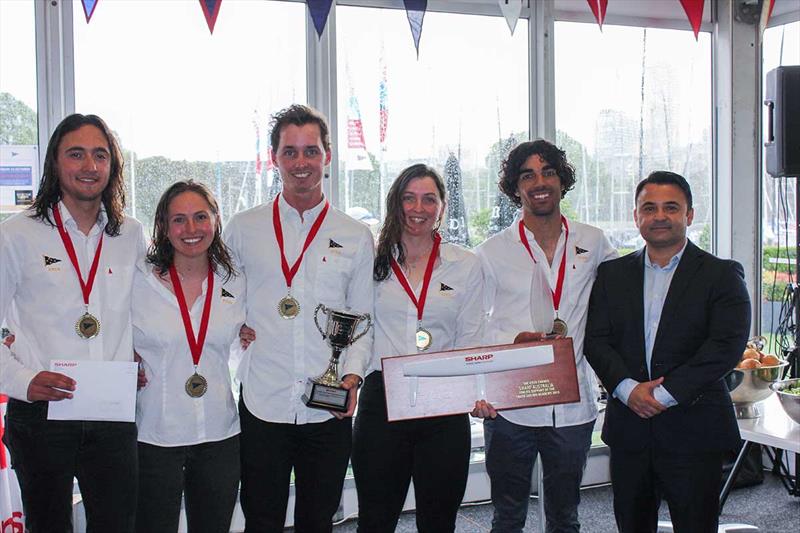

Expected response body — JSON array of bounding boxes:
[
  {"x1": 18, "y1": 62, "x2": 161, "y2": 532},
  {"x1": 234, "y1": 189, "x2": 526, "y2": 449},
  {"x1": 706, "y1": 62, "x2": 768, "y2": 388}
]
[
  {"x1": 679, "y1": 0, "x2": 705, "y2": 40},
  {"x1": 586, "y1": 0, "x2": 608, "y2": 31},
  {"x1": 199, "y1": 0, "x2": 222, "y2": 35},
  {"x1": 759, "y1": 0, "x2": 776, "y2": 38},
  {"x1": 81, "y1": 0, "x2": 98, "y2": 23}
]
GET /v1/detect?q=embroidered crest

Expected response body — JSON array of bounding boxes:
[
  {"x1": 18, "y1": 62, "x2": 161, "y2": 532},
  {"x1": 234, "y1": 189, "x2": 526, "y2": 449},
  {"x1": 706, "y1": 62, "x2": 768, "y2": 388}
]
[
  {"x1": 440, "y1": 283, "x2": 454, "y2": 291},
  {"x1": 221, "y1": 288, "x2": 234, "y2": 298},
  {"x1": 329, "y1": 239, "x2": 343, "y2": 248},
  {"x1": 44, "y1": 255, "x2": 62, "y2": 266},
  {"x1": 575, "y1": 246, "x2": 589, "y2": 255}
]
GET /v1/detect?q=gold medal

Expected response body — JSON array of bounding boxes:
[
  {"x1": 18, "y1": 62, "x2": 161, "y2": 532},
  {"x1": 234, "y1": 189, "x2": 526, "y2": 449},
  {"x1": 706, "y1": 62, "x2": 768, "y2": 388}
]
[
  {"x1": 185, "y1": 373, "x2": 208, "y2": 398},
  {"x1": 278, "y1": 295, "x2": 300, "y2": 319},
  {"x1": 75, "y1": 312, "x2": 100, "y2": 339},
  {"x1": 416, "y1": 328, "x2": 432, "y2": 351},
  {"x1": 551, "y1": 318, "x2": 568, "y2": 337}
]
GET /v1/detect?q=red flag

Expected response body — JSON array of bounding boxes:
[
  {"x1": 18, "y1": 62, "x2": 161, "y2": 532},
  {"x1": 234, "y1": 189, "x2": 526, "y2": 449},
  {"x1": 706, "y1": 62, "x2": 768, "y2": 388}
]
[
  {"x1": 586, "y1": 0, "x2": 608, "y2": 31},
  {"x1": 679, "y1": 0, "x2": 705, "y2": 40},
  {"x1": 1, "y1": 395, "x2": 26, "y2": 531},
  {"x1": 199, "y1": 0, "x2": 222, "y2": 34},
  {"x1": 759, "y1": 0, "x2": 776, "y2": 38}
]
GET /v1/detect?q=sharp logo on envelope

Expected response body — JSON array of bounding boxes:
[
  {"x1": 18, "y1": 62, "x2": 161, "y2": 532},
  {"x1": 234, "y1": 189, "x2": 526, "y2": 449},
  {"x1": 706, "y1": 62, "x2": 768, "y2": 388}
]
[{"x1": 465, "y1": 354, "x2": 493, "y2": 363}]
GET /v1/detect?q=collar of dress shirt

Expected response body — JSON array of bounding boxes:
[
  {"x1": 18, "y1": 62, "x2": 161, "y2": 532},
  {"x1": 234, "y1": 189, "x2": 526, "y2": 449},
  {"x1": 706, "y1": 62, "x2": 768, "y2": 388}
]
[
  {"x1": 277, "y1": 191, "x2": 327, "y2": 223},
  {"x1": 644, "y1": 239, "x2": 688, "y2": 272},
  {"x1": 54, "y1": 200, "x2": 108, "y2": 235}
]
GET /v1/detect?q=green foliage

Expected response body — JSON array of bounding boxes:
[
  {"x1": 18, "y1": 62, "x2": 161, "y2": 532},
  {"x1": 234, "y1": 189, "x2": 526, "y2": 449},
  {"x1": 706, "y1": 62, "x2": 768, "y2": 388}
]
[
  {"x1": 762, "y1": 246, "x2": 797, "y2": 274},
  {"x1": 469, "y1": 207, "x2": 492, "y2": 247},
  {"x1": 0, "y1": 92, "x2": 37, "y2": 145}
]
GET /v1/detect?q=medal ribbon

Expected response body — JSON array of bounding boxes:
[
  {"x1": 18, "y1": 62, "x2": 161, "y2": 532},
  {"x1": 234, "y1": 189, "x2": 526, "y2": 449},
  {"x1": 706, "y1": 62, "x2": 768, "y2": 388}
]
[
  {"x1": 518, "y1": 216, "x2": 569, "y2": 314},
  {"x1": 52, "y1": 205, "x2": 104, "y2": 307},
  {"x1": 168, "y1": 265, "x2": 214, "y2": 367},
  {"x1": 273, "y1": 193, "x2": 330, "y2": 290},
  {"x1": 389, "y1": 233, "x2": 441, "y2": 322}
]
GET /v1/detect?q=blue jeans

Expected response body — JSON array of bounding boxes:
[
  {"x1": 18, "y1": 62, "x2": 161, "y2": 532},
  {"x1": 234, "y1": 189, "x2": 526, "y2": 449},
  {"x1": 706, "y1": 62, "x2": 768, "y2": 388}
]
[
  {"x1": 484, "y1": 415, "x2": 593, "y2": 533},
  {"x1": 3, "y1": 399, "x2": 138, "y2": 533}
]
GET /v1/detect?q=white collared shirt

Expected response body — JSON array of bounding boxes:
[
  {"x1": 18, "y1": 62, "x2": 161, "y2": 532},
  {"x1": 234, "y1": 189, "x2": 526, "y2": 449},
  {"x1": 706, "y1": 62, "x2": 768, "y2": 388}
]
[
  {"x1": 133, "y1": 264, "x2": 246, "y2": 446},
  {"x1": 477, "y1": 217, "x2": 617, "y2": 427},
  {"x1": 370, "y1": 242, "x2": 485, "y2": 374},
  {"x1": 0, "y1": 202, "x2": 146, "y2": 401},
  {"x1": 223, "y1": 194, "x2": 375, "y2": 425}
]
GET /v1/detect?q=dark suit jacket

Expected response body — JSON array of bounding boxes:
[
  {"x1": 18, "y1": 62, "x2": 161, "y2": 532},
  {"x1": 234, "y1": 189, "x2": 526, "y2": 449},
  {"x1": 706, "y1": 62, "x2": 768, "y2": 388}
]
[{"x1": 585, "y1": 240, "x2": 751, "y2": 454}]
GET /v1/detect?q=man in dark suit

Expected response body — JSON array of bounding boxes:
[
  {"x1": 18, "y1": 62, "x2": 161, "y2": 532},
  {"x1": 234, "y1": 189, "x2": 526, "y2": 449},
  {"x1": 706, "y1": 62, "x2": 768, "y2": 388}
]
[{"x1": 585, "y1": 171, "x2": 751, "y2": 533}]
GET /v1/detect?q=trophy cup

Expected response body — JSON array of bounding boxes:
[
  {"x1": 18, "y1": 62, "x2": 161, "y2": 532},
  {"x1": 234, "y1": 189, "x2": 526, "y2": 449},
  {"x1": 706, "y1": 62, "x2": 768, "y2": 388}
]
[{"x1": 302, "y1": 304, "x2": 372, "y2": 412}]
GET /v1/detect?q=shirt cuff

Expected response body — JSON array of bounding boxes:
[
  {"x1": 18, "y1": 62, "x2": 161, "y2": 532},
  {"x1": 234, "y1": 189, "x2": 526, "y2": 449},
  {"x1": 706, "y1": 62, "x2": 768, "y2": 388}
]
[
  {"x1": 0, "y1": 346, "x2": 37, "y2": 402},
  {"x1": 653, "y1": 385, "x2": 678, "y2": 408},
  {"x1": 613, "y1": 378, "x2": 638, "y2": 406}
]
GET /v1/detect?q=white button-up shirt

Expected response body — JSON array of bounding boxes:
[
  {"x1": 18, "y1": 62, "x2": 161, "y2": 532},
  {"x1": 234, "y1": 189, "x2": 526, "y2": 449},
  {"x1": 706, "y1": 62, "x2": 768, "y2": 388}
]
[
  {"x1": 133, "y1": 264, "x2": 246, "y2": 446},
  {"x1": 0, "y1": 203, "x2": 146, "y2": 401},
  {"x1": 370, "y1": 242, "x2": 485, "y2": 374},
  {"x1": 476, "y1": 217, "x2": 616, "y2": 428},
  {"x1": 223, "y1": 194, "x2": 374, "y2": 425}
]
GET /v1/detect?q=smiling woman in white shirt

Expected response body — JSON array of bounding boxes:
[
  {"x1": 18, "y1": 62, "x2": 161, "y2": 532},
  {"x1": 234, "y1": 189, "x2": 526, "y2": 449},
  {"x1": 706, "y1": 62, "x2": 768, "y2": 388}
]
[
  {"x1": 351, "y1": 164, "x2": 485, "y2": 533},
  {"x1": 132, "y1": 180, "x2": 246, "y2": 533}
]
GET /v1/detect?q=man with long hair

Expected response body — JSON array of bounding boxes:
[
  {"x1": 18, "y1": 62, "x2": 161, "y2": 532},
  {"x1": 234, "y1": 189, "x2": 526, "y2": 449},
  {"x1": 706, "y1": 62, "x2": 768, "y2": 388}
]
[
  {"x1": 225, "y1": 104, "x2": 374, "y2": 532},
  {"x1": 0, "y1": 114, "x2": 145, "y2": 531},
  {"x1": 473, "y1": 140, "x2": 616, "y2": 532}
]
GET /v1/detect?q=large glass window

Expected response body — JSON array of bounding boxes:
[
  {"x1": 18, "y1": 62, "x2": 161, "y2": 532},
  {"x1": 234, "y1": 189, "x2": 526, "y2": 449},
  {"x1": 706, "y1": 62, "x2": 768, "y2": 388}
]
[
  {"x1": 760, "y1": 22, "x2": 799, "y2": 350},
  {"x1": 335, "y1": 6, "x2": 529, "y2": 246},
  {"x1": 554, "y1": 22, "x2": 712, "y2": 254},
  {"x1": 0, "y1": 0, "x2": 38, "y2": 223},
  {"x1": 73, "y1": 0, "x2": 306, "y2": 234}
]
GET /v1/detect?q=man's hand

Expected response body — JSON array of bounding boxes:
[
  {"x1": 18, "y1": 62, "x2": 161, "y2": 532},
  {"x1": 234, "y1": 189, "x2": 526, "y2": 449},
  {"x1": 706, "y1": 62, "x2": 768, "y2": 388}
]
[
  {"x1": 239, "y1": 324, "x2": 256, "y2": 350},
  {"x1": 513, "y1": 331, "x2": 549, "y2": 344},
  {"x1": 2, "y1": 334, "x2": 14, "y2": 348},
  {"x1": 627, "y1": 377, "x2": 667, "y2": 418},
  {"x1": 332, "y1": 374, "x2": 361, "y2": 419},
  {"x1": 134, "y1": 351, "x2": 147, "y2": 390},
  {"x1": 27, "y1": 371, "x2": 76, "y2": 402},
  {"x1": 471, "y1": 399, "x2": 497, "y2": 419}
]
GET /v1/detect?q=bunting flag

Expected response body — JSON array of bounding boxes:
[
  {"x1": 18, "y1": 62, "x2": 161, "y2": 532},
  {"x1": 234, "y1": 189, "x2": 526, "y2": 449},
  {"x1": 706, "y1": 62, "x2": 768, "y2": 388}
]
[
  {"x1": 347, "y1": 91, "x2": 372, "y2": 170},
  {"x1": 199, "y1": 0, "x2": 222, "y2": 34},
  {"x1": 403, "y1": 0, "x2": 428, "y2": 57},
  {"x1": 499, "y1": 0, "x2": 523, "y2": 35},
  {"x1": 0, "y1": 395, "x2": 25, "y2": 532},
  {"x1": 81, "y1": 0, "x2": 98, "y2": 23},
  {"x1": 379, "y1": 62, "x2": 388, "y2": 152},
  {"x1": 307, "y1": 0, "x2": 334, "y2": 39},
  {"x1": 759, "y1": 0, "x2": 776, "y2": 38},
  {"x1": 586, "y1": 0, "x2": 608, "y2": 31},
  {"x1": 679, "y1": 0, "x2": 704, "y2": 40}
]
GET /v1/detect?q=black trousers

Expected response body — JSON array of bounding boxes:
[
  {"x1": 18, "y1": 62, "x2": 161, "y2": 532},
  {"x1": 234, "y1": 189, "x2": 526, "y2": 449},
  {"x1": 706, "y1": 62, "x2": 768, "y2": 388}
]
[
  {"x1": 135, "y1": 436, "x2": 240, "y2": 533},
  {"x1": 351, "y1": 372, "x2": 470, "y2": 533},
  {"x1": 2, "y1": 399, "x2": 138, "y2": 533},
  {"x1": 610, "y1": 446, "x2": 725, "y2": 533},
  {"x1": 238, "y1": 395, "x2": 352, "y2": 533}
]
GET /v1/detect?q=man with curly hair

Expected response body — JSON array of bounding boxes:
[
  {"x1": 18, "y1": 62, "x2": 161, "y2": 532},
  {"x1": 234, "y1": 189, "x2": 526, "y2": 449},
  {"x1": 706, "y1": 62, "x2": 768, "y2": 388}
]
[{"x1": 472, "y1": 140, "x2": 616, "y2": 533}]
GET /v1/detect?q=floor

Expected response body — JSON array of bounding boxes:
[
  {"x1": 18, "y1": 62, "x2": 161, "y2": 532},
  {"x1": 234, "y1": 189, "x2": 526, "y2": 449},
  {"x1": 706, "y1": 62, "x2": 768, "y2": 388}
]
[{"x1": 331, "y1": 471, "x2": 800, "y2": 532}]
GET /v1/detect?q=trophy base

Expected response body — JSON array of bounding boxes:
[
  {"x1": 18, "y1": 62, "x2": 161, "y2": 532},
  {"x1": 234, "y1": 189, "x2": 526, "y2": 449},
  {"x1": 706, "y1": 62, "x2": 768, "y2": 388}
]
[{"x1": 301, "y1": 378, "x2": 349, "y2": 413}]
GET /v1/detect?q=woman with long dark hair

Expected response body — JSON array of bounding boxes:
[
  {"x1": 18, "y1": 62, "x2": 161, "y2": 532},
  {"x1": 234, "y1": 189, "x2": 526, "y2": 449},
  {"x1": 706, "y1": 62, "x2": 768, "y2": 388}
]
[
  {"x1": 132, "y1": 180, "x2": 245, "y2": 533},
  {"x1": 352, "y1": 164, "x2": 485, "y2": 532}
]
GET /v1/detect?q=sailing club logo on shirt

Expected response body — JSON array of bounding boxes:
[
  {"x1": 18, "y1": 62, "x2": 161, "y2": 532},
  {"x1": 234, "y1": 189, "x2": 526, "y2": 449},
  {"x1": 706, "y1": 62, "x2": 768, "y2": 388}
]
[
  {"x1": 329, "y1": 239, "x2": 343, "y2": 249},
  {"x1": 44, "y1": 255, "x2": 62, "y2": 271},
  {"x1": 575, "y1": 246, "x2": 589, "y2": 255},
  {"x1": 221, "y1": 288, "x2": 235, "y2": 299},
  {"x1": 440, "y1": 283, "x2": 453, "y2": 292}
]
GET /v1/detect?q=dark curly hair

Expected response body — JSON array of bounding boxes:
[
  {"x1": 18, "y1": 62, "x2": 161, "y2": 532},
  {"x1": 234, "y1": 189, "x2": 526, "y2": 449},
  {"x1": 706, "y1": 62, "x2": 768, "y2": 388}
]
[
  {"x1": 374, "y1": 164, "x2": 446, "y2": 282},
  {"x1": 30, "y1": 113, "x2": 126, "y2": 236},
  {"x1": 499, "y1": 139, "x2": 576, "y2": 207},
  {"x1": 269, "y1": 104, "x2": 331, "y2": 154},
  {"x1": 146, "y1": 180, "x2": 236, "y2": 282}
]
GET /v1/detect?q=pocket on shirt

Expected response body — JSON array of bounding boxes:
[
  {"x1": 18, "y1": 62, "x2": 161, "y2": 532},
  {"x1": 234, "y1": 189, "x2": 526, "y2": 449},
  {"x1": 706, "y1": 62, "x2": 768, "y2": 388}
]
[{"x1": 314, "y1": 255, "x2": 353, "y2": 309}]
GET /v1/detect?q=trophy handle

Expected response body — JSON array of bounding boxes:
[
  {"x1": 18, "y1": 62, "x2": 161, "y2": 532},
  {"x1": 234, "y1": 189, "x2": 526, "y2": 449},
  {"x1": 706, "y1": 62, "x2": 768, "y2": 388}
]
[
  {"x1": 314, "y1": 304, "x2": 329, "y2": 339},
  {"x1": 349, "y1": 312, "x2": 372, "y2": 344}
]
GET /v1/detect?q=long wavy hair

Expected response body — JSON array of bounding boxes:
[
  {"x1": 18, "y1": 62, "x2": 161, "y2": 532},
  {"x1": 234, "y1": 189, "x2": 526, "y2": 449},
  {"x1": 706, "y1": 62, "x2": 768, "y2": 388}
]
[
  {"x1": 29, "y1": 114, "x2": 126, "y2": 236},
  {"x1": 146, "y1": 180, "x2": 236, "y2": 282},
  {"x1": 499, "y1": 139, "x2": 576, "y2": 207},
  {"x1": 374, "y1": 164, "x2": 446, "y2": 282}
]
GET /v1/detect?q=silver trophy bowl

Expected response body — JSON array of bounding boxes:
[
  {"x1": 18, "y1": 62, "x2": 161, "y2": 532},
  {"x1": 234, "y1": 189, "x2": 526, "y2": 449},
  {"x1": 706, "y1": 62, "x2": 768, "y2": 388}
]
[
  {"x1": 726, "y1": 361, "x2": 789, "y2": 418},
  {"x1": 770, "y1": 378, "x2": 800, "y2": 425}
]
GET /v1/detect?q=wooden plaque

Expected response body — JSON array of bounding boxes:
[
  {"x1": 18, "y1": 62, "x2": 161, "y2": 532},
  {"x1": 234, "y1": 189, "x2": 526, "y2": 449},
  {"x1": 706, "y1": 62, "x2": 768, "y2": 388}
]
[{"x1": 381, "y1": 338, "x2": 580, "y2": 421}]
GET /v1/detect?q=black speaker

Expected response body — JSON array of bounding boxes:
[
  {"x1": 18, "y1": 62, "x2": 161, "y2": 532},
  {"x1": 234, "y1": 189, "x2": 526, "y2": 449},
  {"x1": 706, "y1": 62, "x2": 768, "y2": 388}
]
[{"x1": 765, "y1": 65, "x2": 800, "y2": 177}]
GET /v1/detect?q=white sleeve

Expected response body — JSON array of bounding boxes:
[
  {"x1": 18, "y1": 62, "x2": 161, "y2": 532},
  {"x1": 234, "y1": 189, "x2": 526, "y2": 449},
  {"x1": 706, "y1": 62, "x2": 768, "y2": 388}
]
[{"x1": 340, "y1": 228, "x2": 375, "y2": 380}]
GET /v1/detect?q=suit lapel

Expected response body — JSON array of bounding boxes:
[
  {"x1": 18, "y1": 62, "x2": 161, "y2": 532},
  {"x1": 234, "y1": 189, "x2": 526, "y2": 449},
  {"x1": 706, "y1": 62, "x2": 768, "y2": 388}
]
[
  {"x1": 629, "y1": 248, "x2": 647, "y2": 355},
  {"x1": 652, "y1": 240, "x2": 704, "y2": 353}
]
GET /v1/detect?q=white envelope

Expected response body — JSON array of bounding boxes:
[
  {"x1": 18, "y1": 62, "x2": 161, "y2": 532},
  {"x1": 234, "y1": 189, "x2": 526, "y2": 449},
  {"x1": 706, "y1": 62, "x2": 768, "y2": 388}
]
[{"x1": 46, "y1": 360, "x2": 138, "y2": 422}]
